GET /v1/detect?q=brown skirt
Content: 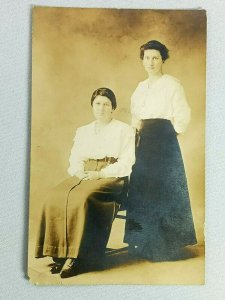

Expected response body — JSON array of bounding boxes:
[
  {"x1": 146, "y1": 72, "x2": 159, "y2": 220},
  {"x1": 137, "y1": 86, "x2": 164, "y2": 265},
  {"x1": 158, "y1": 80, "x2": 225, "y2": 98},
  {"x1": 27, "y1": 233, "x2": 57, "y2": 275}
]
[{"x1": 35, "y1": 159, "x2": 127, "y2": 259}]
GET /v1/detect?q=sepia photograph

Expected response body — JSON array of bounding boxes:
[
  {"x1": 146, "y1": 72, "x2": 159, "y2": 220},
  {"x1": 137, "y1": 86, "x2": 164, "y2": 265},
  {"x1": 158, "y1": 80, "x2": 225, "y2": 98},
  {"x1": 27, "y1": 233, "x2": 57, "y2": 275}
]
[{"x1": 28, "y1": 7, "x2": 206, "y2": 285}]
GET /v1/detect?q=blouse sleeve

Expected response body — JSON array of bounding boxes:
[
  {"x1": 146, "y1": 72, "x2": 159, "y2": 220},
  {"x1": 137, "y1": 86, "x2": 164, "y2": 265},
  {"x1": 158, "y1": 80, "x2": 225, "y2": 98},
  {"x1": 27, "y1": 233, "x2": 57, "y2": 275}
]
[
  {"x1": 67, "y1": 128, "x2": 86, "y2": 176},
  {"x1": 100, "y1": 125, "x2": 135, "y2": 178},
  {"x1": 172, "y1": 83, "x2": 191, "y2": 133}
]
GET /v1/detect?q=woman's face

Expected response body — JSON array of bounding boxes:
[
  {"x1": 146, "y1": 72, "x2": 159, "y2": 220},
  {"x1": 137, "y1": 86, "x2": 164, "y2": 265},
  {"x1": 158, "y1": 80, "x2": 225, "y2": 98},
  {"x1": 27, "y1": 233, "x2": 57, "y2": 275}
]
[
  {"x1": 92, "y1": 95, "x2": 113, "y2": 122},
  {"x1": 143, "y1": 49, "x2": 163, "y2": 76}
]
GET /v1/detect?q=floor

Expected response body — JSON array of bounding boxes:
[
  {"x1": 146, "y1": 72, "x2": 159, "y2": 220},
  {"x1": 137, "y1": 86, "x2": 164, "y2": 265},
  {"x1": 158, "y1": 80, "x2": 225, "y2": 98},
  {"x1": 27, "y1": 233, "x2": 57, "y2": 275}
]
[{"x1": 28, "y1": 212, "x2": 205, "y2": 285}]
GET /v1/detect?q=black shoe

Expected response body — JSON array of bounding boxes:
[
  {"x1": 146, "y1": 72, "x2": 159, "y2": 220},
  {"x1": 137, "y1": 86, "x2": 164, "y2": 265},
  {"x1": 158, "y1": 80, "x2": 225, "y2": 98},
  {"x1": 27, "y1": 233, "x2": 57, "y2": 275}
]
[
  {"x1": 50, "y1": 258, "x2": 66, "y2": 274},
  {"x1": 50, "y1": 262, "x2": 64, "y2": 274},
  {"x1": 60, "y1": 258, "x2": 85, "y2": 278}
]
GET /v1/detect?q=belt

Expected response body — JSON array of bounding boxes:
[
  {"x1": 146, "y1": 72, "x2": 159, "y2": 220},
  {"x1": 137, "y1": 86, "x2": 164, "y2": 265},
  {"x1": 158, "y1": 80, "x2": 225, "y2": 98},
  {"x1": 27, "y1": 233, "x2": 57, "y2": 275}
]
[{"x1": 87, "y1": 157, "x2": 118, "y2": 164}]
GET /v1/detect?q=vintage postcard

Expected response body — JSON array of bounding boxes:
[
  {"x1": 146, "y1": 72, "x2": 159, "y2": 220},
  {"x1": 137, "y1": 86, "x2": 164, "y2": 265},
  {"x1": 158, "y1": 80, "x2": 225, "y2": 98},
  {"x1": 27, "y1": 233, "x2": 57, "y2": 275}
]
[{"x1": 28, "y1": 7, "x2": 206, "y2": 285}]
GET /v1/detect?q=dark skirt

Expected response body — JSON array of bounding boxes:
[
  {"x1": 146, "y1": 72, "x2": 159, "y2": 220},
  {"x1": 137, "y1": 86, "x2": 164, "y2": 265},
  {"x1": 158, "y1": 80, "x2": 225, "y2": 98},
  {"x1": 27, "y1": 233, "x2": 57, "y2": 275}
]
[
  {"x1": 35, "y1": 159, "x2": 127, "y2": 260},
  {"x1": 124, "y1": 119, "x2": 197, "y2": 259}
]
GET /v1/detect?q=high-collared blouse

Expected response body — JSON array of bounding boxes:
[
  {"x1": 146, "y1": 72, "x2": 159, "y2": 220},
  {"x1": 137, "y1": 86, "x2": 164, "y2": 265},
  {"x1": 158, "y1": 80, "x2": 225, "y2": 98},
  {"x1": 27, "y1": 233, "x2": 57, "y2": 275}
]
[
  {"x1": 131, "y1": 74, "x2": 191, "y2": 133},
  {"x1": 68, "y1": 119, "x2": 135, "y2": 178}
]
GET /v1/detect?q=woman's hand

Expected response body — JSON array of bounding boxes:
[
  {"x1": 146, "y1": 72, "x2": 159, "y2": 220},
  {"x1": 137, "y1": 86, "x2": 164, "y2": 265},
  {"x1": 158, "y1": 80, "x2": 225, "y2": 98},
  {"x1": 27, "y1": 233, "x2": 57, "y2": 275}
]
[{"x1": 83, "y1": 171, "x2": 101, "y2": 180}]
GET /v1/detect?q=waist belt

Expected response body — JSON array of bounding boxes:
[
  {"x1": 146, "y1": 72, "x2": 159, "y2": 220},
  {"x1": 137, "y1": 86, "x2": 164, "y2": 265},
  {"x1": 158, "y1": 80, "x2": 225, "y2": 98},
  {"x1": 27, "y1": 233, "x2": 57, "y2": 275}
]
[
  {"x1": 84, "y1": 157, "x2": 118, "y2": 172},
  {"x1": 87, "y1": 157, "x2": 118, "y2": 164}
]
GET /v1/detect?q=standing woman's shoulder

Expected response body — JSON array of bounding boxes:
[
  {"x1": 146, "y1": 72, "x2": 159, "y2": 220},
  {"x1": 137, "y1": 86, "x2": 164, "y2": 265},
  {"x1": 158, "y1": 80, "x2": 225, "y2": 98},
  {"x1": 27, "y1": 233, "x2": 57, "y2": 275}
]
[
  {"x1": 162, "y1": 74, "x2": 185, "y2": 89},
  {"x1": 134, "y1": 78, "x2": 149, "y2": 90}
]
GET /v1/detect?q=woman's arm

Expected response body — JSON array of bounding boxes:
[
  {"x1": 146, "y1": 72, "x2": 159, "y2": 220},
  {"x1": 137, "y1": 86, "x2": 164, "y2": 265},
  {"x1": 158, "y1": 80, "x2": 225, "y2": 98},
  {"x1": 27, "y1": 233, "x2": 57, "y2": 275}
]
[{"x1": 67, "y1": 128, "x2": 87, "y2": 178}]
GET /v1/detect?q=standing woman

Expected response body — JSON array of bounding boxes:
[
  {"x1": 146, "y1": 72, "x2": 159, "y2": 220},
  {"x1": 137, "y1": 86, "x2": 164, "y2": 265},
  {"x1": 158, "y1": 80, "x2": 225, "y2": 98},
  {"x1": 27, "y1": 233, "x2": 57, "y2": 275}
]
[
  {"x1": 35, "y1": 87, "x2": 135, "y2": 277},
  {"x1": 124, "y1": 40, "x2": 197, "y2": 261}
]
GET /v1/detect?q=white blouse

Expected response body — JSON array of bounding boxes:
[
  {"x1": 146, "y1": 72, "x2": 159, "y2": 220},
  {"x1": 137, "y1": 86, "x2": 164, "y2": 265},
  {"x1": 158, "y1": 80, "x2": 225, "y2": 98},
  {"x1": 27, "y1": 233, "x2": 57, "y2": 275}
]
[
  {"x1": 131, "y1": 74, "x2": 191, "y2": 133},
  {"x1": 68, "y1": 119, "x2": 135, "y2": 178}
]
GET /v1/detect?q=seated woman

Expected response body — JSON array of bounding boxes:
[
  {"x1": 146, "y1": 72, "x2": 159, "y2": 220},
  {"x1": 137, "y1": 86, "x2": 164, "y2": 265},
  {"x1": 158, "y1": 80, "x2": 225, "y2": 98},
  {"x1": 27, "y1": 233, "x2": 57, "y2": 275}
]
[{"x1": 35, "y1": 87, "x2": 135, "y2": 278}]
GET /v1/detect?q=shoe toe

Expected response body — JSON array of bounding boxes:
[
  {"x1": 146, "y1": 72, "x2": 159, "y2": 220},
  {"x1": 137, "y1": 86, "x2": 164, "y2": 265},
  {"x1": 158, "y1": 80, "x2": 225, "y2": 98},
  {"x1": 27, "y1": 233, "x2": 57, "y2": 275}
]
[
  {"x1": 50, "y1": 263, "x2": 63, "y2": 274},
  {"x1": 60, "y1": 259, "x2": 84, "y2": 278}
]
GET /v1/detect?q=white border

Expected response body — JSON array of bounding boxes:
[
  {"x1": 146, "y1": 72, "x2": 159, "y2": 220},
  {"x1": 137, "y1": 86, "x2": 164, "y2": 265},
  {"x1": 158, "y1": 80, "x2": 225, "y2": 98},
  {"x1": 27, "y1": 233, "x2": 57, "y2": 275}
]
[{"x1": 1, "y1": 1, "x2": 225, "y2": 299}]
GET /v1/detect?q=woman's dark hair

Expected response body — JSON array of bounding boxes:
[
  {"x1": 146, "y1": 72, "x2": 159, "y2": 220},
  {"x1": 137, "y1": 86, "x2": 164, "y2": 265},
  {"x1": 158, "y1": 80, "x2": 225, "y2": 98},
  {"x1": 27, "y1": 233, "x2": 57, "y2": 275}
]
[
  {"x1": 140, "y1": 40, "x2": 169, "y2": 61},
  {"x1": 91, "y1": 87, "x2": 117, "y2": 110}
]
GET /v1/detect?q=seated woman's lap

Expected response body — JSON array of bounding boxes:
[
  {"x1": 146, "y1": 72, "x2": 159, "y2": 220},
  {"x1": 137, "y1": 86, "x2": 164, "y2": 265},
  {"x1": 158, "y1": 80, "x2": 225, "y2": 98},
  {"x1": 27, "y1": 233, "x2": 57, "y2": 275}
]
[{"x1": 44, "y1": 176, "x2": 125, "y2": 212}]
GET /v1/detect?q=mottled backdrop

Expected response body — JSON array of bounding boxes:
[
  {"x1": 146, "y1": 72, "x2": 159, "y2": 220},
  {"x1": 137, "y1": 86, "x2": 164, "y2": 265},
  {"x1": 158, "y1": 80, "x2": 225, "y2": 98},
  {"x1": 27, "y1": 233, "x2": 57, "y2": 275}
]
[{"x1": 30, "y1": 8, "x2": 206, "y2": 258}]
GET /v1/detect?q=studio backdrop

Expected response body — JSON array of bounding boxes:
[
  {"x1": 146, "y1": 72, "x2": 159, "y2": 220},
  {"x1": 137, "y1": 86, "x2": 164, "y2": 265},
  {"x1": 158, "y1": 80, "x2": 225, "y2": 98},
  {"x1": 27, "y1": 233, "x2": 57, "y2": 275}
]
[{"x1": 28, "y1": 7, "x2": 206, "y2": 285}]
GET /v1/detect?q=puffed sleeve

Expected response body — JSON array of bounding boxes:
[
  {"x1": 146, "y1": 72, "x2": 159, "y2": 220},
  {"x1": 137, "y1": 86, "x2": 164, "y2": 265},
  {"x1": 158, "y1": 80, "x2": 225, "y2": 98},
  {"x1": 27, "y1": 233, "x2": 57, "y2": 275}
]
[
  {"x1": 100, "y1": 125, "x2": 135, "y2": 178},
  {"x1": 172, "y1": 83, "x2": 191, "y2": 133},
  {"x1": 67, "y1": 128, "x2": 86, "y2": 176}
]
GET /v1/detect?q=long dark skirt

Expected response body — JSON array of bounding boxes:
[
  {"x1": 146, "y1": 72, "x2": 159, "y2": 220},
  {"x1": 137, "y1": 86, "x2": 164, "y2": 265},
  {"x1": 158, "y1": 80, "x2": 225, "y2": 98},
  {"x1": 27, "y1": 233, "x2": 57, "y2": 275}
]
[
  {"x1": 124, "y1": 119, "x2": 197, "y2": 260},
  {"x1": 35, "y1": 159, "x2": 127, "y2": 261}
]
